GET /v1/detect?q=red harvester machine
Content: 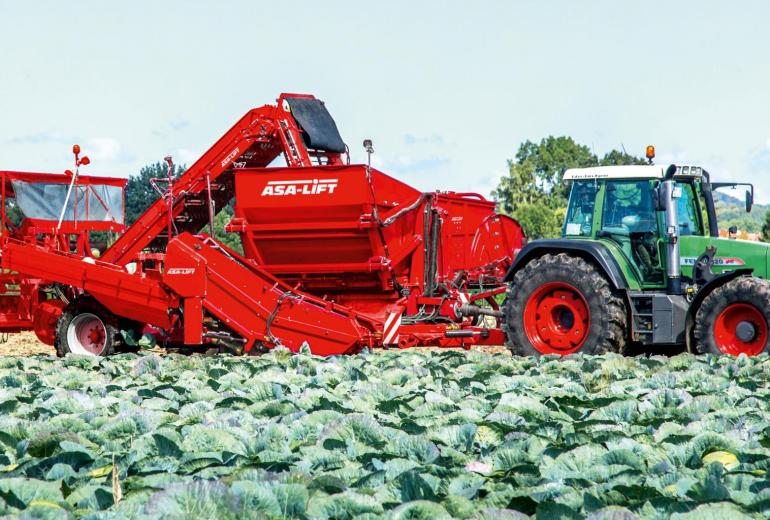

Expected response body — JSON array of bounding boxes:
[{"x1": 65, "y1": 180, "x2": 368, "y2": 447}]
[{"x1": 0, "y1": 94, "x2": 524, "y2": 356}]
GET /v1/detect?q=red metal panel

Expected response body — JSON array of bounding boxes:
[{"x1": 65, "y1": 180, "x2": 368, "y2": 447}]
[
  {"x1": 184, "y1": 298, "x2": 203, "y2": 344},
  {"x1": 231, "y1": 165, "x2": 524, "y2": 316},
  {"x1": 1, "y1": 240, "x2": 174, "y2": 327},
  {"x1": 232, "y1": 165, "x2": 422, "y2": 298},
  {"x1": 162, "y1": 234, "x2": 373, "y2": 355}
]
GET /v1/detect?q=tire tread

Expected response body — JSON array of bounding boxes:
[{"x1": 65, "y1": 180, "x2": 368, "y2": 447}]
[
  {"x1": 503, "y1": 253, "x2": 627, "y2": 356},
  {"x1": 54, "y1": 299, "x2": 118, "y2": 357},
  {"x1": 693, "y1": 276, "x2": 770, "y2": 355}
]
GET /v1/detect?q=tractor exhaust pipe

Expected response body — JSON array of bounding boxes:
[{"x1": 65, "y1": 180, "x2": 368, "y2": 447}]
[{"x1": 660, "y1": 165, "x2": 682, "y2": 294}]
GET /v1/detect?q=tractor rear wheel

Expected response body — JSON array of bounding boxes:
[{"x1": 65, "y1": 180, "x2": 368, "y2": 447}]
[
  {"x1": 503, "y1": 254, "x2": 627, "y2": 356},
  {"x1": 55, "y1": 300, "x2": 118, "y2": 357},
  {"x1": 694, "y1": 277, "x2": 770, "y2": 356}
]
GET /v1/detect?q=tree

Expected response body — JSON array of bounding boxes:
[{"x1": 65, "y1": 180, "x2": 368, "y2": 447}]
[
  {"x1": 493, "y1": 137, "x2": 645, "y2": 239},
  {"x1": 493, "y1": 137, "x2": 595, "y2": 216},
  {"x1": 125, "y1": 162, "x2": 186, "y2": 225},
  {"x1": 212, "y1": 202, "x2": 243, "y2": 253},
  {"x1": 763, "y1": 210, "x2": 770, "y2": 242},
  {"x1": 599, "y1": 149, "x2": 648, "y2": 166},
  {"x1": 493, "y1": 161, "x2": 545, "y2": 215},
  {"x1": 516, "y1": 136, "x2": 597, "y2": 202},
  {"x1": 513, "y1": 204, "x2": 566, "y2": 241}
]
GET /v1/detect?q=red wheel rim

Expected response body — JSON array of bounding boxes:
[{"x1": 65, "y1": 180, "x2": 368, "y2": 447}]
[
  {"x1": 523, "y1": 282, "x2": 590, "y2": 355},
  {"x1": 713, "y1": 303, "x2": 768, "y2": 356}
]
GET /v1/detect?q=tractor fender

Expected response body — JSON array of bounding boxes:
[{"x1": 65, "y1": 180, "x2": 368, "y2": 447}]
[
  {"x1": 503, "y1": 240, "x2": 628, "y2": 290},
  {"x1": 684, "y1": 268, "x2": 754, "y2": 352}
]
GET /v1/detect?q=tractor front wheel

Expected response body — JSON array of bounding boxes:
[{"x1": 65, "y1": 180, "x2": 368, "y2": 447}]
[
  {"x1": 55, "y1": 300, "x2": 118, "y2": 357},
  {"x1": 503, "y1": 254, "x2": 627, "y2": 356},
  {"x1": 694, "y1": 277, "x2": 770, "y2": 356}
]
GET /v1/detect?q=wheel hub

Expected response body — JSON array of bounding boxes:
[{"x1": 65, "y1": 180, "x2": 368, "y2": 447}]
[
  {"x1": 557, "y1": 308, "x2": 575, "y2": 330},
  {"x1": 523, "y1": 282, "x2": 590, "y2": 355},
  {"x1": 66, "y1": 313, "x2": 107, "y2": 356},
  {"x1": 736, "y1": 321, "x2": 757, "y2": 343},
  {"x1": 714, "y1": 303, "x2": 767, "y2": 356}
]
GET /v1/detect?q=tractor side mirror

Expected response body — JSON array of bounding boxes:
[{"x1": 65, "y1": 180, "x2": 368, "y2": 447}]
[{"x1": 746, "y1": 188, "x2": 754, "y2": 213}]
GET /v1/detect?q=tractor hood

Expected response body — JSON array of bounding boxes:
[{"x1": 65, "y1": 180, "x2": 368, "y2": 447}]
[{"x1": 680, "y1": 236, "x2": 770, "y2": 280}]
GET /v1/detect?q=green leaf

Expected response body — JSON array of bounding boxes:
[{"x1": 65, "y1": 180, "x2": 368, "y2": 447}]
[
  {"x1": 390, "y1": 471, "x2": 438, "y2": 502},
  {"x1": 390, "y1": 500, "x2": 452, "y2": 520},
  {"x1": 447, "y1": 473, "x2": 485, "y2": 499},
  {"x1": 181, "y1": 425, "x2": 245, "y2": 455},
  {"x1": 670, "y1": 502, "x2": 753, "y2": 519},
  {"x1": 585, "y1": 506, "x2": 639, "y2": 520},
  {"x1": 0, "y1": 477, "x2": 65, "y2": 508},
  {"x1": 474, "y1": 508, "x2": 530, "y2": 519},
  {"x1": 536, "y1": 502, "x2": 582, "y2": 520},
  {"x1": 142, "y1": 480, "x2": 245, "y2": 518},
  {"x1": 306, "y1": 490, "x2": 384, "y2": 519},
  {"x1": 229, "y1": 481, "x2": 282, "y2": 517},
  {"x1": 271, "y1": 483, "x2": 308, "y2": 518}
]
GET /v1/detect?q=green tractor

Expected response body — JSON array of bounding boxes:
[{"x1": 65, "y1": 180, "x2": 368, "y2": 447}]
[{"x1": 502, "y1": 159, "x2": 768, "y2": 356}]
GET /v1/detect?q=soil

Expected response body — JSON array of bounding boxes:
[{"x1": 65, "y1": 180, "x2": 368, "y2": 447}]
[
  {"x1": 0, "y1": 331, "x2": 510, "y2": 357},
  {"x1": 0, "y1": 332, "x2": 54, "y2": 356}
]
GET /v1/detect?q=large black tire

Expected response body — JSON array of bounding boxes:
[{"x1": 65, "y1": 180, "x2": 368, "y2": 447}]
[
  {"x1": 693, "y1": 277, "x2": 770, "y2": 356},
  {"x1": 503, "y1": 253, "x2": 627, "y2": 356},
  {"x1": 54, "y1": 299, "x2": 118, "y2": 357}
]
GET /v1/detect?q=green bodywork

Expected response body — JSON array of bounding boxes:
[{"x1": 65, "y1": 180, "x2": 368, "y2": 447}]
[{"x1": 563, "y1": 177, "x2": 769, "y2": 290}]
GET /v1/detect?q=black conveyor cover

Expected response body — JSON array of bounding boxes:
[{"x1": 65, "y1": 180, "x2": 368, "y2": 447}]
[{"x1": 285, "y1": 97, "x2": 346, "y2": 154}]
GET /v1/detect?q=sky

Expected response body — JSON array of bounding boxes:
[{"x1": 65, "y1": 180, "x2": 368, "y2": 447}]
[{"x1": 1, "y1": 1, "x2": 770, "y2": 202}]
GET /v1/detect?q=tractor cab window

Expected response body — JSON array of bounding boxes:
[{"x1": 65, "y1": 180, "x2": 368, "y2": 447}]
[
  {"x1": 563, "y1": 181, "x2": 596, "y2": 237},
  {"x1": 3, "y1": 198, "x2": 23, "y2": 231},
  {"x1": 11, "y1": 181, "x2": 124, "y2": 224},
  {"x1": 675, "y1": 182, "x2": 703, "y2": 236},
  {"x1": 600, "y1": 180, "x2": 663, "y2": 284}
]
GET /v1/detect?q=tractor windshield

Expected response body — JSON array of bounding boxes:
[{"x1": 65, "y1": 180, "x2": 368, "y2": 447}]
[
  {"x1": 11, "y1": 181, "x2": 124, "y2": 224},
  {"x1": 602, "y1": 181, "x2": 657, "y2": 233}
]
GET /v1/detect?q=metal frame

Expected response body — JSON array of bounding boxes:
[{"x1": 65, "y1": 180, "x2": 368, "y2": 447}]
[{"x1": 0, "y1": 170, "x2": 126, "y2": 340}]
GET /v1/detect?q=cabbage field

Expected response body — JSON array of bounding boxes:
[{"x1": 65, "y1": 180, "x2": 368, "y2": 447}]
[{"x1": 1, "y1": 349, "x2": 770, "y2": 519}]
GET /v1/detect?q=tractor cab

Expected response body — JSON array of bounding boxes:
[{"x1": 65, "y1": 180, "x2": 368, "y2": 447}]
[
  {"x1": 0, "y1": 171, "x2": 126, "y2": 255},
  {"x1": 561, "y1": 164, "x2": 763, "y2": 290},
  {"x1": 0, "y1": 169, "x2": 126, "y2": 343}
]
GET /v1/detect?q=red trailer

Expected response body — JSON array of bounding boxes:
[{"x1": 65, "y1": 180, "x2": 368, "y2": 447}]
[{"x1": 0, "y1": 94, "x2": 524, "y2": 356}]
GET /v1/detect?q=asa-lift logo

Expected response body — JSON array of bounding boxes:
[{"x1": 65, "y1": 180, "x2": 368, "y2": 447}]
[
  {"x1": 166, "y1": 268, "x2": 196, "y2": 275},
  {"x1": 261, "y1": 178, "x2": 339, "y2": 196}
]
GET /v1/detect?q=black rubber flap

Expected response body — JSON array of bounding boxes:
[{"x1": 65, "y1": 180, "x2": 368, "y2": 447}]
[{"x1": 285, "y1": 97, "x2": 346, "y2": 153}]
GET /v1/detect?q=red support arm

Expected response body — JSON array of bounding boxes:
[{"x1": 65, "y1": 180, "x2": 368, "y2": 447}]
[{"x1": 101, "y1": 94, "x2": 329, "y2": 266}]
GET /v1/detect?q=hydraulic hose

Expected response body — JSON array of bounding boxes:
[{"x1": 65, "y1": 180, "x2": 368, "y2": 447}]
[
  {"x1": 425, "y1": 210, "x2": 441, "y2": 297},
  {"x1": 381, "y1": 193, "x2": 429, "y2": 228},
  {"x1": 455, "y1": 304, "x2": 503, "y2": 319}
]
